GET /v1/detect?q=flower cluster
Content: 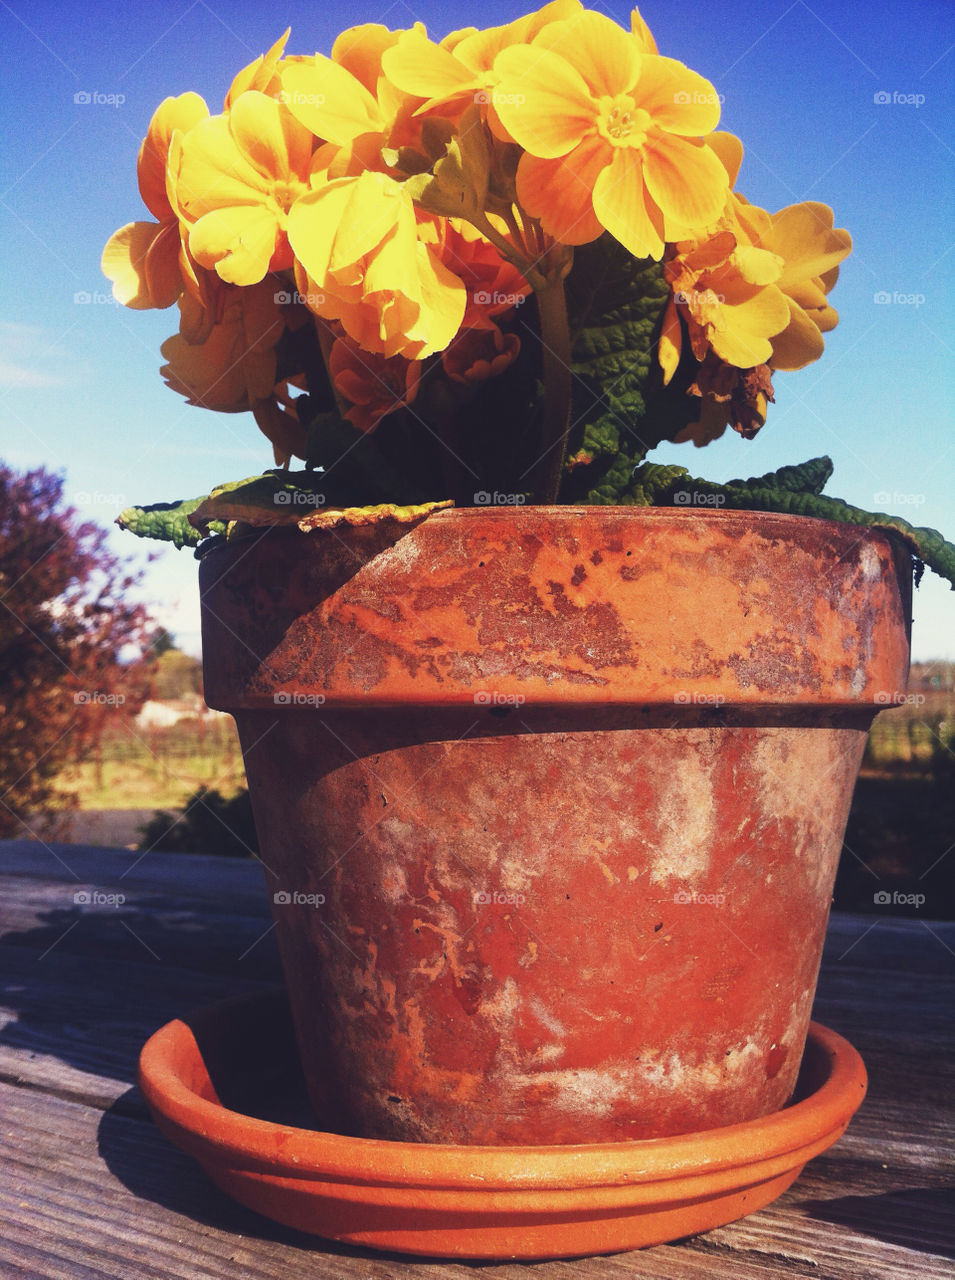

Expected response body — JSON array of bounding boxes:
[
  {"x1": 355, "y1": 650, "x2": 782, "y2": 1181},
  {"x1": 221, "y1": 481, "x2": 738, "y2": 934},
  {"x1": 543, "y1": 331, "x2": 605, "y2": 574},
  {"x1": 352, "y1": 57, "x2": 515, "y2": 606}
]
[{"x1": 103, "y1": 2, "x2": 851, "y2": 496}]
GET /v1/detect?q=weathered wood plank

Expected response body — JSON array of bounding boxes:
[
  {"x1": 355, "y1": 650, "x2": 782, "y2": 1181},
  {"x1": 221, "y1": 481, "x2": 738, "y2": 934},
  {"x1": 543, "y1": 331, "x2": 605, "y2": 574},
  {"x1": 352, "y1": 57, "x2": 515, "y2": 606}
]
[
  {"x1": 3, "y1": 1081, "x2": 951, "y2": 1279},
  {"x1": 2, "y1": 845, "x2": 951, "y2": 1277}
]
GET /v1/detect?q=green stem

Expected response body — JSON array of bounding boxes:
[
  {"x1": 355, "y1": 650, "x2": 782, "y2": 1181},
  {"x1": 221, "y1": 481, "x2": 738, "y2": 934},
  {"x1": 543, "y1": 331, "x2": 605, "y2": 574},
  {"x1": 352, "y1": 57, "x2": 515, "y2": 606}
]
[{"x1": 533, "y1": 270, "x2": 573, "y2": 504}]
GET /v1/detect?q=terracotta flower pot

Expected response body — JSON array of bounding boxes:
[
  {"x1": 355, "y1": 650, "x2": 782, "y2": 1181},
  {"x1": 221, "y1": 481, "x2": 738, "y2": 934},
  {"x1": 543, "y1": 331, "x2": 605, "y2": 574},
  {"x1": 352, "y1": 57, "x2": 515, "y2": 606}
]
[{"x1": 200, "y1": 508, "x2": 910, "y2": 1146}]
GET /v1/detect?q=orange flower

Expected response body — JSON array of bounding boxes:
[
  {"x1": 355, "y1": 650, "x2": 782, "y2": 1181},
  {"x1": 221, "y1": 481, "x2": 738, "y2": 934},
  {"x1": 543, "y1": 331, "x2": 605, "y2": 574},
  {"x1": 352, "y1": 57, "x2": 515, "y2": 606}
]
[
  {"x1": 329, "y1": 331, "x2": 421, "y2": 433},
  {"x1": 161, "y1": 279, "x2": 305, "y2": 461},
  {"x1": 492, "y1": 10, "x2": 728, "y2": 257},
  {"x1": 442, "y1": 324, "x2": 521, "y2": 383},
  {"x1": 101, "y1": 92, "x2": 209, "y2": 309}
]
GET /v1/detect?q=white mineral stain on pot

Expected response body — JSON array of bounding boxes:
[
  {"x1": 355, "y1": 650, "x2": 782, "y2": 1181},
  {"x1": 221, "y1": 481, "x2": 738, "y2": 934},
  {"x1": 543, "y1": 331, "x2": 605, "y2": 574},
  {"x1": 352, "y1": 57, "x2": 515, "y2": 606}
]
[
  {"x1": 860, "y1": 543, "x2": 881, "y2": 580},
  {"x1": 649, "y1": 747, "x2": 715, "y2": 881}
]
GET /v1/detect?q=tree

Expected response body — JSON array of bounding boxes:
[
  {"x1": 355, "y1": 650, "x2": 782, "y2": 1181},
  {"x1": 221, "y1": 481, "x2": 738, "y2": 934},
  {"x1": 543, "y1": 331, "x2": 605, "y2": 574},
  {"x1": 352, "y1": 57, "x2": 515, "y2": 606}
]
[{"x1": 0, "y1": 463, "x2": 151, "y2": 837}]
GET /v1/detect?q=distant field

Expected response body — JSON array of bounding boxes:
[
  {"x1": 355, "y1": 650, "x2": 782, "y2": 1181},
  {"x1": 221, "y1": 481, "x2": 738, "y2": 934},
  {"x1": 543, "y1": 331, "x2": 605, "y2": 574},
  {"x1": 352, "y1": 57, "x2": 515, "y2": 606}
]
[{"x1": 53, "y1": 715, "x2": 245, "y2": 812}]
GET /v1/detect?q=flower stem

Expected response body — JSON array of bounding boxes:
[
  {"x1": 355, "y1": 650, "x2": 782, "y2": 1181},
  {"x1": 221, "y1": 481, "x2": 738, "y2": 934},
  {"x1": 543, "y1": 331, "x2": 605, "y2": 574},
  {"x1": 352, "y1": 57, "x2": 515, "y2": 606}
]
[{"x1": 534, "y1": 267, "x2": 573, "y2": 504}]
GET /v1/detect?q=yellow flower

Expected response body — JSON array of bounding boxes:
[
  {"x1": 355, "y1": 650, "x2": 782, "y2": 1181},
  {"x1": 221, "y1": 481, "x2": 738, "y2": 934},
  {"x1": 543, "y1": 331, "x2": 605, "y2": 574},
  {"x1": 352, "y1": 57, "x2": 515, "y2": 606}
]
[
  {"x1": 756, "y1": 201, "x2": 851, "y2": 370},
  {"x1": 660, "y1": 133, "x2": 851, "y2": 380},
  {"x1": 173, "y1": 91, "x2": 315, "y2": 286},
  {"x1": 380, "y1": 0, "x2": 583, "y2": 120},
  {"x1": 492, "y1": 10, "x2": 728, "y2": 258},
  {"x1": 287, "y1": 169, "x2": 466, "y2": 360},
  {"x1": 225, "y1": 29, "x2": 289, "y2": 108},
  {"x1": 101, "y1": 92, "x2": 208, "y2": 308}
]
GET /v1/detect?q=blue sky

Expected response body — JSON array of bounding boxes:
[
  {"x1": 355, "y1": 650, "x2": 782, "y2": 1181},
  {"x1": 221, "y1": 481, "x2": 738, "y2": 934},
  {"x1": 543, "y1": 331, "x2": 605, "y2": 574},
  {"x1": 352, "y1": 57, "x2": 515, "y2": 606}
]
[{"x1": 1, "y1": 0, "x2": 952, "y2": 658}]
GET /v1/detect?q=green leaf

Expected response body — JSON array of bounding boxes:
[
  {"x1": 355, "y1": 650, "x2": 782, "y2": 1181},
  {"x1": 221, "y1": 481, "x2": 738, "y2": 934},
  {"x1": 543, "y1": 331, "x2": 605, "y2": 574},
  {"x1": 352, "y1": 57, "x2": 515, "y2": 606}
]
[
  {"x1": 116, "y1": 496, "x2": 224, "y2": 549},
  {"x1": 561, "y1": 237, "x2": 692, "y2": 504},
  {"x1": 649, "y1": 455, "x2": 955, "y2": 588}
]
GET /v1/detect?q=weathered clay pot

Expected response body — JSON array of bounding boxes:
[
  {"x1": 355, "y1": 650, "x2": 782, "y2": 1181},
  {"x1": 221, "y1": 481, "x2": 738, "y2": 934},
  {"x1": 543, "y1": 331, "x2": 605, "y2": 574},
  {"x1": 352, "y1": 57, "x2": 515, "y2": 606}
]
[{"x1": 200, "y1": 508, "x2": 910, "y2": 1145}]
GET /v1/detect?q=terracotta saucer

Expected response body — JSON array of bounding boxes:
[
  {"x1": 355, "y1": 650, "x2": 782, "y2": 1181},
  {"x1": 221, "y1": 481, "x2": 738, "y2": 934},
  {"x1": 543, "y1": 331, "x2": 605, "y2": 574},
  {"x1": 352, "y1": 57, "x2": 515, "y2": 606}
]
[{"x1": 137, "y1": 989, "x2": 867, "y2": 1261}]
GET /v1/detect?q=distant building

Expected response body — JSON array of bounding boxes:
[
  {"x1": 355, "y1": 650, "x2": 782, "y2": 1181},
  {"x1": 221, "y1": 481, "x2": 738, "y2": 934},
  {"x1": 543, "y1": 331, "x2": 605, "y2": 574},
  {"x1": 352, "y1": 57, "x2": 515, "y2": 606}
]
[{"x1": 134, "y1": 697, "x2": 228, "y2": 729}]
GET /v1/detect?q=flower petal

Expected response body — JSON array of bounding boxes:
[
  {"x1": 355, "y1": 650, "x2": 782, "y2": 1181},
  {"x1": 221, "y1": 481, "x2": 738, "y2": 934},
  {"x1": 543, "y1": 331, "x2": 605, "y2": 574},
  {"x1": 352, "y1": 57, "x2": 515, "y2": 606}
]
[
  {"x1": 189, "y1": 205, "x2": 280, "y2": 285},
  {"x1": 516, "y1": 138, "x2": 605, "y2": 245},
  {"x1": 281, "y1": 56, "x2": 382, "y2": 146},
  {"x1": 769, "y1": 299, "x2": 826, "y2": 370},
  {"x1": 632, "y1": 56, "x2": 722, "y2": 135},
  {"x1": 642, "y1": 131, "x2": 728, "y2": 233},
  {"x1": 708, "y1": 286, "x2": 790, "y2": 368},
  {"x1": 137, "y1": 92, "x2": 209, "y2": 221},
  {"x1": 333, "y1": 23, "x2": 399, "y2": 94},
  {"x1": 225, "y1": 30, "x2": 289, "y2": 109},
  {"x1": 532, "y1": 11, "x2": 642, "y2": 98},
  {"x1": 592, "y1": 149, "x2": 665, "y2": 259},
  {"x1": 229, "y1": 90, "x2": 314, "y2": 181},
  {"x1": 768, "y1": 202, "x2": 852, "y2": 292},
  {"x1": 493, "y1": 45, "x2": 596, "y2": 158}
]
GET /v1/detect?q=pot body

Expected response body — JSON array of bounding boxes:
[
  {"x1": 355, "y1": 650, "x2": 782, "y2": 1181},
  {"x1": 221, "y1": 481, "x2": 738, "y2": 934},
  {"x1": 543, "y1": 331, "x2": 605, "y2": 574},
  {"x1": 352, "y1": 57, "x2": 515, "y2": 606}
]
[{"x1": 200, "y1": 508, "x2": 910, "y2": 1144}]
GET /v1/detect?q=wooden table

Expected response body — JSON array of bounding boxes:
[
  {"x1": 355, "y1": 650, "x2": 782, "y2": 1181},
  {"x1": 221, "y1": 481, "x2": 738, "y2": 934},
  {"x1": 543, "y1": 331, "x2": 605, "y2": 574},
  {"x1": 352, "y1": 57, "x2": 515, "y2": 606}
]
[{"x1": 2, "y1": 840, "x2": 952, "y2": 1278}]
